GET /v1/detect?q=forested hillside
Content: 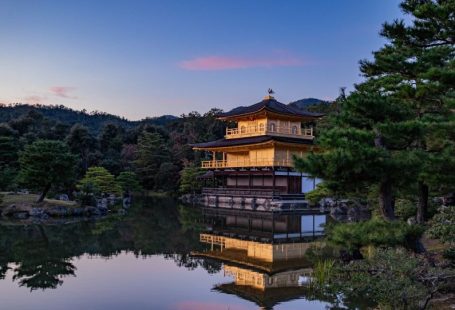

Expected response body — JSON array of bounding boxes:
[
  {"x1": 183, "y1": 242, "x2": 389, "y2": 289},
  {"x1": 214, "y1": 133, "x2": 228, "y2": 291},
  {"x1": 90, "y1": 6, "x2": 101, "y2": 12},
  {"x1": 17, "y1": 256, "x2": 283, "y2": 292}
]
[
  {"x1": 0, "y1": 104, "x2": 178, "y2": 134},
  {"x1": 0, "y1": 103, "x2": 224, "y2": 194},
  {"x1": 0, "y1": 98, "x2": 329, "y2": 195}
]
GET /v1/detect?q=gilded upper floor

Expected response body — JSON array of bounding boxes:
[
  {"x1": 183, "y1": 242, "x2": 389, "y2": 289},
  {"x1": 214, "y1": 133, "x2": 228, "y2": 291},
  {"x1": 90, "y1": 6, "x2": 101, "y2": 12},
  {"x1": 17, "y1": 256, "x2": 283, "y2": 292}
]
[
  {"x1": 225, "y1": 118, "x2": 314, "y2": 139},
  {"x1": 218, "y1": 95, "x2": 322, "y2": 140}
]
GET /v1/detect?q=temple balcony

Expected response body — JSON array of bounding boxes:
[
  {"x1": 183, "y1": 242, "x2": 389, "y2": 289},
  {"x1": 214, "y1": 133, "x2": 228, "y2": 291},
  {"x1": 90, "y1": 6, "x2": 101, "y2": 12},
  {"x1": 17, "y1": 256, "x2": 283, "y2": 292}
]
[
  {"x1": 201, "y1": 158, "x2": 293, "y2": 169},
  {"x1": 225, "y1": 124, "x2": 313, "y2": 140}
]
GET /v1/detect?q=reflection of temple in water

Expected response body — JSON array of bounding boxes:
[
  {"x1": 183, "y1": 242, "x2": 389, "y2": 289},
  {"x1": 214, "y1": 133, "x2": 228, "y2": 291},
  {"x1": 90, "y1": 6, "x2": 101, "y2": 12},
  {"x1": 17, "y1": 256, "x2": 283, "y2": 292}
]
[
  {"x1": 194, "y1": 208, "x2": 328, "y2": 309},
  {"x1": 202, "y1": 208, "x2": 327, "y2": 243}
]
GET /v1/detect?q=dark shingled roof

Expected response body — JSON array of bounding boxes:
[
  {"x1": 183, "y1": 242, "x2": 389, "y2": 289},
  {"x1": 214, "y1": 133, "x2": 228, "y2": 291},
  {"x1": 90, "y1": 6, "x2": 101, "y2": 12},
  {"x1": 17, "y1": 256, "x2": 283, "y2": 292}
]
[
  {"x1": 218, "y1": 98, "x2": 323, "y2": 118},
  {"x1": 192, "y1": 135, "x2": 313, "y2": 149}
]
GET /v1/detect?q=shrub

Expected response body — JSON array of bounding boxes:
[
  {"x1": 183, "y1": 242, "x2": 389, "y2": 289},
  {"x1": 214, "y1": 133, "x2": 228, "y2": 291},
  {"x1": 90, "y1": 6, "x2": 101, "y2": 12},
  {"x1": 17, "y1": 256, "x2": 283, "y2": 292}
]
[
  {"x1": 428, "y1": 206, "x2": 455, "y2": 244},
  {"x1": 78, "y1": 166, "x2": 122, "y2": 196},
  {"x1": 116, "y1": 171, "x2": 142, "y2": 195},
  {"x1": 395, "y1": 199, "x2": 416, "y2": 219},
  {"x1": 327, "y1": 218, "x2": 424, "y2": 253},
  {"x1": 305, "y1": 183, "x2": 333, "y2": 205}
]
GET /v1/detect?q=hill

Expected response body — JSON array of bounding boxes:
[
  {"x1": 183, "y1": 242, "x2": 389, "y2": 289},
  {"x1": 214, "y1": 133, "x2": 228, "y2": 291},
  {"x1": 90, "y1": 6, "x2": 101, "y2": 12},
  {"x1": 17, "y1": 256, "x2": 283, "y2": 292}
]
[
  {"x1": 0, "y1": 104, "x2": 178, "y2": 134},
  {"x1": 288, "y1": 98, "x2": 329, "y2": 110}
]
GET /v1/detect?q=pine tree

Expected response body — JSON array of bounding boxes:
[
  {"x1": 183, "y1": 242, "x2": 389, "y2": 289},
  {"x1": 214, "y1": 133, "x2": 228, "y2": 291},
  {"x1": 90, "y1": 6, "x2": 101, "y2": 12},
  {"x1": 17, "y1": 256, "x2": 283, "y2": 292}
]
[
  {"x1": 78, "y1": 166, "x2": 122, "y2": 196},
  {"x1": 134, "y1": 131, "x2": 170, "y2": 189},
  {"x1": 116, "y1": 171, "x2": 142, "y2": 195},
  {"x1": 295, "y1": 92, "x2": 418, "y2": 220},
  {"x1": 179, "y1": 164, "x2": 203, "y2": 195},
  {"x1": 358, "y1": 0, "x2": 455, "y2": 222},
  {"x1": 66, "y1": 124, "x2": 97, "y2": 176},
  {"x1": 18, "y1": 140, "x2": 76, "y2": 202},
  {"x1": 297, "y1": 0, "x2": 454, "y2": 221}
]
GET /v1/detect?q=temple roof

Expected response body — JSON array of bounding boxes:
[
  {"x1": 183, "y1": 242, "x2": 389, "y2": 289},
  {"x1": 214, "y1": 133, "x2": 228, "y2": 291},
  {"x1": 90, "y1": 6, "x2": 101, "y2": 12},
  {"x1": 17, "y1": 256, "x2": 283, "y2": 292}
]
[
  {"x1": 192, "y1": 135, "x2": 313, "y2": 149},
  {"x1": 217, "y1": 97, "x2": 323, "y2": 119},
  {"x1": 214, "y1": 283, "x2": 309, "y2": 309}
]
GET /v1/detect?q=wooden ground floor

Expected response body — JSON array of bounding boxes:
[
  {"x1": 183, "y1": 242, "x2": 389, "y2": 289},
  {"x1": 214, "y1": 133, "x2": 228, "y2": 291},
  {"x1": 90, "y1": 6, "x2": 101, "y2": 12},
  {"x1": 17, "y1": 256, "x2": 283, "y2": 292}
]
[{"x1": 200, "y1": 169, "x2": 320, "y2": 195}]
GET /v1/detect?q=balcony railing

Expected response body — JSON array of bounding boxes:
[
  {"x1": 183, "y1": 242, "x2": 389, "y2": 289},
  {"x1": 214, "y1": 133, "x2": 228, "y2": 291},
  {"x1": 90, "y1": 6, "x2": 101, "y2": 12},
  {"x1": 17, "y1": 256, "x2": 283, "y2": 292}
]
[
  {"x1": 225, "y1": 125, "x2": 313, "y2": 139},
  {"x1": 201, "y1": 158, "x2": 293, "y2": 169}
]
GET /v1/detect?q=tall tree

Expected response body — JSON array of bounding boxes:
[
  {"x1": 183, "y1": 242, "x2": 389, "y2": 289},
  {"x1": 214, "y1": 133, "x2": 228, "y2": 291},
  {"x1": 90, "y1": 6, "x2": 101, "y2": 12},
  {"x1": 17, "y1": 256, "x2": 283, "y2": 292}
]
[
  {"x1": 357, "y1": 0, "x2": 455, "y2": 222},
  {"x1": 18, "y1": 140, "x2": 76, "y2": 202},
  {"x1": 295, "y1": 92, "x2": 418, "y2": 220},
  {"x1": 66, "y1": 124, "x2": 97, "y2": 175},
  {"x1": 135, "y1": 131, "x2": 170, "y2": 189}
]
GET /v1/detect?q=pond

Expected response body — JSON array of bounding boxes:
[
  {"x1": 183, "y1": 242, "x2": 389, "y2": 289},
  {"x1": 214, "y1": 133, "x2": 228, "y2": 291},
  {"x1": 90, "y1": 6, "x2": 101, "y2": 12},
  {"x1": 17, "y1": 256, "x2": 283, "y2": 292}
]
[{"x1": 0, "y1": 197, "x2": 365, "y2": 310}]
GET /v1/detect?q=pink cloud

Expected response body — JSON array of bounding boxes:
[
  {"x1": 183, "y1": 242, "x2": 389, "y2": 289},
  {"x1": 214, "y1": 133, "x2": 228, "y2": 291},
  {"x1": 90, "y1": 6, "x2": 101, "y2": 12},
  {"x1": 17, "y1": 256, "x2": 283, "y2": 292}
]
[
  {"x1": 172, "y1": 301, "x2": 250, "y2": 310},
  {"x1": 179, "y1": 52, "x2": 306, "y2": 71},
  {"x1": 49, "y1": 86, "x2": 77, "y2": 99}
]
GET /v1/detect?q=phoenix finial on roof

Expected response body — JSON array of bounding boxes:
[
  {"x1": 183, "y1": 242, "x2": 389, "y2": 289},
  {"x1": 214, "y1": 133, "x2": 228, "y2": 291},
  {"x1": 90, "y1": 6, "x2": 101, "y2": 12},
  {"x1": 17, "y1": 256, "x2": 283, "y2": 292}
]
[{"x1": 268, "y1": 88, "x2": 275, "y2": 95}]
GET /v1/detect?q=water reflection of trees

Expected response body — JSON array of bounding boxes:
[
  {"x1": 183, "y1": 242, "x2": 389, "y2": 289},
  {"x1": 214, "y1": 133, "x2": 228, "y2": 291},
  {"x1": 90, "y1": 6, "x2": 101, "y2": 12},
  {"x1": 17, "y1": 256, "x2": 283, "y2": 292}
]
[
  {"x1": 13, "y1": 259, "x2": 76, "y2": 290},
  {"x1": 0, "y1": 197, "x2": 214, "y2": 291},
  {"x1": 164, "y1": 253, "x2": 221, "y2": 274}
]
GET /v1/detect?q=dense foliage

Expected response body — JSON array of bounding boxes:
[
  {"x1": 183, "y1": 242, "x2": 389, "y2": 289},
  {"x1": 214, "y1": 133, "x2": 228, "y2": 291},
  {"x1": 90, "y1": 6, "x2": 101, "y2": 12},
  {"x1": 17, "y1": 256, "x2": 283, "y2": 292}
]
[
  {"x1": 78, "y1": 166, "x2": 122, "y2": 196},
  {"x1": 327, "y1": 218, "x2": 424, "y2": 253},
  {"x1": 18, "y1": 140, "x2": 77, "y2": 202},
  {"x1": 428, "y1": 206, "x2": 455, "y2": 245},
  {"x1": 295, "y1": 0, "x2": 455, "y2": 221},
  {"x1": 328, "y1": 248, "x2": 454, "y2": 309},
  {"x1": 0, "y1": 103, "x2": 228, "y2": 198}
]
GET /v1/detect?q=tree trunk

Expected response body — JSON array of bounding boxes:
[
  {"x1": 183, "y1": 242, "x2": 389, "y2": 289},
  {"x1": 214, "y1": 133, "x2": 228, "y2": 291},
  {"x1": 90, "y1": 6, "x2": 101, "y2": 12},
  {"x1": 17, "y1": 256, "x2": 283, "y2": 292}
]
[
  {"x1": 417, "y1": 181, "x2": 429, "y2": 224},
  {"x1": 37, "y1": 183, "x2": 51, "y2": 203},
  {"x1": 379, "y1": 179, "x2": 395, "y2": 220}
]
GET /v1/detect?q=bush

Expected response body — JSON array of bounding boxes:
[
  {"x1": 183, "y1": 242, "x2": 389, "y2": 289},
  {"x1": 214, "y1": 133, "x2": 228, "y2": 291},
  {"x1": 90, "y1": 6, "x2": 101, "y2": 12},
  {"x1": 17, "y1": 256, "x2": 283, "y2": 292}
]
[
  {"x1": 305, "y1": 183, "x2": 333, "y2": 205},
  {"x1": 116, "y1": 171, "x2": 142, "y2": 195},
  {"x1": 428, "y1": 206, "x2": 455, "y2": 244},
  {"x1": 78, "y1": 166, "x2": 122, "y2": 196},
  {"x1": 327, "y1": 218, "x2": 424, "y2": 253},
  {"x1": 395, "y1": 199, "x2": 416, "y2": 219}
]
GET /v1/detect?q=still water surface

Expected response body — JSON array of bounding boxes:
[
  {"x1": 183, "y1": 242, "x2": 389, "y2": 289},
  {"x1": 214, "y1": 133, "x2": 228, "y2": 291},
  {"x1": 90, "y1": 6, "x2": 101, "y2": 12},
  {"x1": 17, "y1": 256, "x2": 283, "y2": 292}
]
[{"x1": 0, "y1": 197, "x2": 348, "y2": 310}]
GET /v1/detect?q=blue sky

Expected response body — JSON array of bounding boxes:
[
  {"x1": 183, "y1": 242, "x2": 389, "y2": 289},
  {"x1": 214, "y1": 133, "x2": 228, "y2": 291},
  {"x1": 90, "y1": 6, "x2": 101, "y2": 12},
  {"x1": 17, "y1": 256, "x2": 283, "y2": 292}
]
[{"x1": 0, "y1": 0, "x2": 404, "y2": 120}]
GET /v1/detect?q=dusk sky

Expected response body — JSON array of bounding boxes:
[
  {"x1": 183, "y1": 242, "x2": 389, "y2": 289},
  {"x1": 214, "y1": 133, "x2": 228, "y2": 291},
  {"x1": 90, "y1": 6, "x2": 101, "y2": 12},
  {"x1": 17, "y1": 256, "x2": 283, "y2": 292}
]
[{"x1": 0, "y1": 0, "x2": 404, "y2": 120}]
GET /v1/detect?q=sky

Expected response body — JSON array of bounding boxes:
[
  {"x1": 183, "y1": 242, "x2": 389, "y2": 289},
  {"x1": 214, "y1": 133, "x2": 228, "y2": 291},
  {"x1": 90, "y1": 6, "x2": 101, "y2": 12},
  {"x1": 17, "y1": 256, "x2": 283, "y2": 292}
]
[{"x1": 0, "y1": 0, "x2": 405, "y2": 120}]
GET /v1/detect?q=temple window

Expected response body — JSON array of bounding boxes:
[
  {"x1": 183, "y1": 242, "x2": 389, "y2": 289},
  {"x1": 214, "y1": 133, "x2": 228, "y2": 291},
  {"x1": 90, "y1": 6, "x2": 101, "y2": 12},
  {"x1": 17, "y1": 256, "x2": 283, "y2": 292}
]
[{"x1": 292, "y1": 126, "x2": 298, "y2": 135}]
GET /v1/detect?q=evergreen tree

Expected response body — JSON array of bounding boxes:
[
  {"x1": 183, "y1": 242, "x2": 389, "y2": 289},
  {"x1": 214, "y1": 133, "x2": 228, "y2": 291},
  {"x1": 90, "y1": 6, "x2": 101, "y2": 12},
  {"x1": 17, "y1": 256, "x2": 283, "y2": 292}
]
[
  {"x1": 154, "y1": 162, "x2": 180, "y2": 191},
  {"x1": 18, "y1": 140, "x2": 76, "y2": 202},
  {"x1": 179, "y1": 164, "x2": 203, "y2": 195},
  {"x1": 295, "y1": 92, "x2": 418, "y2": 220},
  {"x1": 66, "y1": 124, "x2": 97, "y2": 175},
  {"x1": 0, "y1": 135, "x2": 19, "y2": 190},
  {"x1": 296, "y1": 0, "x2": 454, "y2": 221},
  {"x1": 78, "y1": 166, "x2": 122, "y2": 196},
  {"x1": 116, "y1": 171, "x2": 142, "y2": 195},
  {"x1": 358, "y1": 0, "x2": 455, "y2": 222},
  {"x1": 135, "y1": 131, "x2": 170, "y2": 189}
]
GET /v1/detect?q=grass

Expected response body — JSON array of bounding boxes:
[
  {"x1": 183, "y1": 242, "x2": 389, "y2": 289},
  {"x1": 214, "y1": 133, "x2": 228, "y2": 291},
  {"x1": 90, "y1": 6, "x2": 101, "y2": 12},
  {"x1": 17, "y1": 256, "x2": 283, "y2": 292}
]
[{"x1": 0, "y1": 192, "x2": 77, "y2": 208}]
